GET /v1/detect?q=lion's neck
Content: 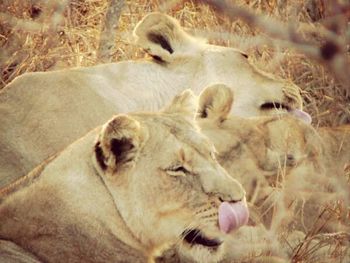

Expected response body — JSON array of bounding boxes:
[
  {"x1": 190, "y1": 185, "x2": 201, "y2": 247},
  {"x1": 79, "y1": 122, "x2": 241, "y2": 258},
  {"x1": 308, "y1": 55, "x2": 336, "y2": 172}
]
[
  {"x1": 0, "y1": 133, "x2": 149, "y2": 262},
  {"x1": 102, "y1": 60, "x2": 198, "y2": 113}
]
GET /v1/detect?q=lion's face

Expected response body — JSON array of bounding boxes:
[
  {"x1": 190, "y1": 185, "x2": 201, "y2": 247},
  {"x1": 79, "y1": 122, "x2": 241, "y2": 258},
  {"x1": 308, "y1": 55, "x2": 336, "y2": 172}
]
[
  {"x1": 196, "y1": 85, "x2": 336, "y2": 228},
  {"x1": 196, "y1": 85, "x2": 320, "y2": 200},
  {"x1": 202, "y1": 116, "x2": 320, "y2": 201},
  {"x1": 134, "y1": 12, "x2": 303, "y2": 118},
  {"x1": 92, "y1": 90, "x2": 248, "y2": 262},
  {"x1": 199, "y1": 47, "x2": 302, "y2": 117}
]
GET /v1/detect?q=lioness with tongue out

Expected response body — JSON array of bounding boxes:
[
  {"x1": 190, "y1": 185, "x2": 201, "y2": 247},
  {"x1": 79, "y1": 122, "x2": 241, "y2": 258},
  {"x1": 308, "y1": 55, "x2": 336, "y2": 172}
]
[{"x1": 0, "y1": 90, "x2": 248, "y2": 263}]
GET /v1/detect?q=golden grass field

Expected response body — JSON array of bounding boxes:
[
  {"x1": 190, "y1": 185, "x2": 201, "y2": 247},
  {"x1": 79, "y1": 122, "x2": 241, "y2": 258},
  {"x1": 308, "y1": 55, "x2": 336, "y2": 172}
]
[{"x1": 0, "y1": 0, "x2": 349, "y2": 262}]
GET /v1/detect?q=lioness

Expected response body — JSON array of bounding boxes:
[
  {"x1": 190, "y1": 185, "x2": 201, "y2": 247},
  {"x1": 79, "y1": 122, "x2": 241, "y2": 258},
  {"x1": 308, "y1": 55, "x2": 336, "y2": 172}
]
[
  {"x1": 0, "y1": 12, "x2": 303, "y2": 187},
  {"x1": 197, "y1": 84, "x2": 349, "y2": 229},
  {"x1": 195, "y1": 85, "x2": 350, "y2": 262},
  {"x1": 0, "y1": 90, "x2": 249, "y2": 263}
]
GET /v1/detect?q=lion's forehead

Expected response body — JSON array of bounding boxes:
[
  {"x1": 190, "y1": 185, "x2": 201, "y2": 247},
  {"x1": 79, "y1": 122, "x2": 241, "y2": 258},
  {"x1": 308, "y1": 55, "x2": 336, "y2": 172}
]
[{"x1": 136, "y1": 114, "x2": 214, "y2": 158}]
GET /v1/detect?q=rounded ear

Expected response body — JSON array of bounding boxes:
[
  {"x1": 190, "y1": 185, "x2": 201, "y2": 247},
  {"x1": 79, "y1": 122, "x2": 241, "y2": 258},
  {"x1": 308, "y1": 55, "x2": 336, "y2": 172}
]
[
  {"x1": 133, "y1": 12, "x2": 202, "y2": 63},
  {"x1": 94, "y1": 115, "x2": 143, "y2": 174},
  {"x1": 198, "y1": 84, "x2": 234, "y2": 121},
  {"x1": 163, "y1": 89, "x2": 197, "y2": 120}
]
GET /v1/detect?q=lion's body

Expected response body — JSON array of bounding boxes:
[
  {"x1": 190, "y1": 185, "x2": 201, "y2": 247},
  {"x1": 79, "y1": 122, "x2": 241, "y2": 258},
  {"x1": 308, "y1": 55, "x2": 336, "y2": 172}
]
[
  {"x1": 0, "y1": 90, "x2": 248, "y2": 263},
  {"x1": 0, "y1": 129, "x2": 145, "y2": 263},
  {"x1": 0, "y1": 240, "x2": 41, "y2": 263},
  {"x1": 0, "y1": 13, "x2": 302, "y2": 187},
  {"x1": 0, "y1": 129, "x2": 147, "y2": 262}
]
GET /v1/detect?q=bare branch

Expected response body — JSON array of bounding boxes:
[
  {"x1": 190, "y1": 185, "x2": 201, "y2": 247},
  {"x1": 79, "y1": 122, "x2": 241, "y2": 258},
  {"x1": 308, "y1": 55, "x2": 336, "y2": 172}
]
[
  {"x1": 0, "y1": 12, "x2": 47, "y2": 32},
  {"x1": 196, "y1": 0, "x2": 350, "y2": 93},
  {"x1": 97, "y1": 0, "x2": 125, "y2": 63},
  {"x1": 48, "y1": 0, "x2": 67, "y2": 30}
]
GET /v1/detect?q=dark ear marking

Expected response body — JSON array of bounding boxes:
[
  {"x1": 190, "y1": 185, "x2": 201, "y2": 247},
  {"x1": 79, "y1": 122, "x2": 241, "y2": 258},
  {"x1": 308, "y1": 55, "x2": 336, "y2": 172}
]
[
  {"x1": 95, "y1": 141, "x2": 107, "y2": 171},
  {"x1": 110, "y1": 138, "x2": 134, "y2": 163},
  {"x1": 199, "y1": 108, "x2": 208, "y2": 118},
  {"x1": 94, "y1": 139, "x2": 135, "y2": 171},
  {"x1": 147, "y1": 32, "x2": 174, "y2": 54},
  {"x1": 198, "y1": 95, "x2": 213, "y2": 119}
]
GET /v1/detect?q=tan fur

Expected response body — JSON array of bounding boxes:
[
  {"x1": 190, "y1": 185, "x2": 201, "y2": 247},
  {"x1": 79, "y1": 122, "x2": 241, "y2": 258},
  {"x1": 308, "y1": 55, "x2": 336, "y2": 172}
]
[
  {"x1": 0, "y1": 12, "x2": 302, "y2": 187},
  {"x1": 196, "y1": 85, "x2": 350, "y2": 260},
  {"x1": 0, "y1": 90, "x2": 247, "y2": 263},
  {"x1": 0, "y1": 240, "x2": 41, "y2": 263}
]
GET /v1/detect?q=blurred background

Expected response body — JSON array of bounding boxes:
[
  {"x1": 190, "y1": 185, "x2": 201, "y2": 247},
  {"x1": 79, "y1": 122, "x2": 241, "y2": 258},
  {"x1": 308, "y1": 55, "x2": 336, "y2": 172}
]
[{"x1": 0, "y1": 0, "x2": 349, "y2": 126}]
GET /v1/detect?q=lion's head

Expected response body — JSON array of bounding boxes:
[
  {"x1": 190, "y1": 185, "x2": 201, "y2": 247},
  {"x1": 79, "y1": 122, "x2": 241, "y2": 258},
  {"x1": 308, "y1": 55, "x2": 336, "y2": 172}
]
[
  {"x1": 196, "y1": 84, "x2": 316, "y2": 201},
  {"x1": 92, "y1": 90, "x2": 249, "y2": 262},
  {"x1": 196, "y1": 84, "x2": 348, "y2": 232},
  {"x1": 133, "y1": 12, "x2": 303, "y2": 117}
]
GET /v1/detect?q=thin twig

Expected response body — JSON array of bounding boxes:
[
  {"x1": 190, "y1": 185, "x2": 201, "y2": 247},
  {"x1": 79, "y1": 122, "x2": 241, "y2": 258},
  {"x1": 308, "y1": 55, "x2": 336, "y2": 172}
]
[
  {"x1": 196, "y1": 0, "x2": 350, "y2": 93},
  {"x1": 97, "y1": 0, "x2": 125, "y2": 63}
]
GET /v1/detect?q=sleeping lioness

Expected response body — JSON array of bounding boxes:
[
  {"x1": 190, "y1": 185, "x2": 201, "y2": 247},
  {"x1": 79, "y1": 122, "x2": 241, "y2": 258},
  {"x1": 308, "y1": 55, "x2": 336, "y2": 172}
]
[
  {"x1": 0, "y1": 90, "x2": 249, "y2": 263},
  {"x1": 0, "y1": 12, "x2": 303, "y2": 187},
  {"x1": 196, "y1": 84, "x2": 350, "y2": 261}
]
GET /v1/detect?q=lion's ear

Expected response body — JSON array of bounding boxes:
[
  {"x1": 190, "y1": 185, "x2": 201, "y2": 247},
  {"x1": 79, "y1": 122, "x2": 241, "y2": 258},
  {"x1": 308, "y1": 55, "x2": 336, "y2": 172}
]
[
  {"x1": 94, "y1": 115, "x2": 142, "y2": 174},
  {"x1": 163, "y1": 89, "x2": 197, "y2": 120},
  {"x1": 198, "y1": 84, "x2": 234, "y2": 121},
  {"x1": 133, "y1": 12, "x2": 202, "y2": 63}
]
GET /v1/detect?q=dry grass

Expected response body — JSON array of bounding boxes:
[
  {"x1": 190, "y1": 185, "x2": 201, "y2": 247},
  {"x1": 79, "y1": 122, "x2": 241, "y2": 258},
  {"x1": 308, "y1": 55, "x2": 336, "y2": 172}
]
[{"x1": 0, "y1": 0, "x2": 349, "y2": 262}]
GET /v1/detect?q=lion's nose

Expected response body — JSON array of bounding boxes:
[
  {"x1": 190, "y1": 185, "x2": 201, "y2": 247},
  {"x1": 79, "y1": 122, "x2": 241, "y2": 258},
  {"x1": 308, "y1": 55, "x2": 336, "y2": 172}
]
[
  {"x1": 199, "y1": 165, "x2": 246, "y2": 203},
  {"x1": 215, "y1": 173, "x2": 246, "y2": 203}
]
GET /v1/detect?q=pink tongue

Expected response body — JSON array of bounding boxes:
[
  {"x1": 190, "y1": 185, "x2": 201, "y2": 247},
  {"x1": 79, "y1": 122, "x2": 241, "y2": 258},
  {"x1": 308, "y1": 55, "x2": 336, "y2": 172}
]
[
  {"x1": 218, "y1": 201, "x2": 249, "y2": 234},
  {"x1": 289, "y1": 109, "x2": 312, "y2": 124}
]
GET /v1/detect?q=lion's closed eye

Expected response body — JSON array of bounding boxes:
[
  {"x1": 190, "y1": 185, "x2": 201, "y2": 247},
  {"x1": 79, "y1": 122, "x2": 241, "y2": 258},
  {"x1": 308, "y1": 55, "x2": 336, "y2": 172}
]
[{"x1": 166, "y1": 165, "x2": 189, "y2": 177}]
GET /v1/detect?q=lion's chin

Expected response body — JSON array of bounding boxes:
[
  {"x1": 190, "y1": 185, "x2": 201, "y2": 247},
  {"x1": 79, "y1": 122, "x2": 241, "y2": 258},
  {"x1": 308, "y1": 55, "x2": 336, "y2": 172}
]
[{"x1": 178, "y1": 229, "x2": 225, "y2": 263}]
